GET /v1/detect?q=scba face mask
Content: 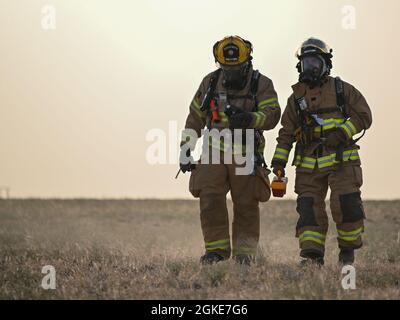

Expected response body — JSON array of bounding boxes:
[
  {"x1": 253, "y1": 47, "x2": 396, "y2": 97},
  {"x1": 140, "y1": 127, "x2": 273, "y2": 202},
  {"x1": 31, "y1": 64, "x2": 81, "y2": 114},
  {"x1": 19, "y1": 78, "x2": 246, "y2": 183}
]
[
  {"x1": 299, "y1": 55, "x2": 328, "y2": 85},
  {"x1": 221, "y1": 62, "x2": 250, "y2": 90}
]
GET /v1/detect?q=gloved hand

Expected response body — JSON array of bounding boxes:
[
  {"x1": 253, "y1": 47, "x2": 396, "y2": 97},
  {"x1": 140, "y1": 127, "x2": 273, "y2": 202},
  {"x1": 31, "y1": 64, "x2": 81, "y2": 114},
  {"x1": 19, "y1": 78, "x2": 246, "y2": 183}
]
[
  {"x1": 325, "y1": 129, "x2": 348, "y2": 149},
  {"x1": 179, "y1": 147, "x2": 196, "y2": 173},
  {"x1": 272, "y1": 165, "x2": 285, "y2": 178},
  {"x1": 229, "y1": 111, "x2": 254, "y2": 129}
]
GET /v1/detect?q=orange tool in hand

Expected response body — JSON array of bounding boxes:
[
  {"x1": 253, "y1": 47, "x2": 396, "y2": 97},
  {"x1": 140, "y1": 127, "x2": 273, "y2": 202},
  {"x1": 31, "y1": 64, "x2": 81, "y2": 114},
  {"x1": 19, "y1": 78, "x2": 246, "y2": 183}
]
[{"x1": 271, "y1": 170, "x2": 288, "y2": 198}]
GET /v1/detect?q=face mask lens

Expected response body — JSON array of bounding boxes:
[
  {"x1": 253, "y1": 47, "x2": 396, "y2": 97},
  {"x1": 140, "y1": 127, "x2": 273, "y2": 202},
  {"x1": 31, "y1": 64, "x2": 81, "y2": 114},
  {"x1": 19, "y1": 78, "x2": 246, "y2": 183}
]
[
  {"x1": 302, "y1": 56, "x2": 322, "y2": 72},
  {"x1": 299, "y1": 56, "x2": 326, "y2": 85}
]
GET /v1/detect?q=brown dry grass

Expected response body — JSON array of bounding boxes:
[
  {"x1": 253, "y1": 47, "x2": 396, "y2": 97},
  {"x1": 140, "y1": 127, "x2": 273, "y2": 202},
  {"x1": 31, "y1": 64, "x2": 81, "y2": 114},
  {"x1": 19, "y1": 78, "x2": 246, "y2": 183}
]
[{"x1": 0, "y1": 199, "x2": 399, "y2": 299}]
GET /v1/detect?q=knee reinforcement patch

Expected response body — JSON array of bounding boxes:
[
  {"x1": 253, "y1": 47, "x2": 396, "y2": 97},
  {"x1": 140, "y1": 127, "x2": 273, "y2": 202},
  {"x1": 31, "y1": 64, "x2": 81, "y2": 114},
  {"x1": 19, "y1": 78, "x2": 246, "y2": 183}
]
[
  {"x1": 339, "y1": 192, "x2": 365, "y2": 223},
  {"x1": 296, "y1": 197, "x2": 318, "y2": 228}
]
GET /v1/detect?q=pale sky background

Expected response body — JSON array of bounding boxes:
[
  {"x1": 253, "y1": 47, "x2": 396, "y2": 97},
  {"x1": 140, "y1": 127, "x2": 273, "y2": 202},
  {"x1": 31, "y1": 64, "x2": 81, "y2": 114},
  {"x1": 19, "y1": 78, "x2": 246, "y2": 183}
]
[{"x1": 0, "y1": 0, "x2": 399, "y2": 199}]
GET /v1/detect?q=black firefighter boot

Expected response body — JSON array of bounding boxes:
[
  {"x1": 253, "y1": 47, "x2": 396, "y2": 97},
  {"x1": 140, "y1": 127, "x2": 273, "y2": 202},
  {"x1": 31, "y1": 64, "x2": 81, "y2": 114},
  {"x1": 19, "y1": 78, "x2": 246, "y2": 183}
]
[
  {"x1": 299, "y1": 249, "x2": 325, "y2": 267},
  {"x1": 200, "y1": 252, "x2": 226, "y2": 265},
  {"x1": 339, "y1": 248, "x2": 355, "y2": 265}
]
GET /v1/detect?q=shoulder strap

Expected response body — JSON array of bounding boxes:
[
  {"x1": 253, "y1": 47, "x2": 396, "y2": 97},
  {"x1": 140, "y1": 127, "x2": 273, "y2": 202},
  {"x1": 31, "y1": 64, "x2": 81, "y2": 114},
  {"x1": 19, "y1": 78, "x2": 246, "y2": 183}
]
[
  {"x1": 250, "y1": 70, "x2": 261, "y2": 110},
  {"x1": 248, "y1": 70, "x2": 266, "y2": 167},
  {"x1": 200, "y1": 68, "x2": 222, "y2": 112},
  {"x1": 335, "y1": 76, "x2": 367, "y2": 144},
  {"x1": 335, "y1": 77, "x2": 348, "y2": 118}
]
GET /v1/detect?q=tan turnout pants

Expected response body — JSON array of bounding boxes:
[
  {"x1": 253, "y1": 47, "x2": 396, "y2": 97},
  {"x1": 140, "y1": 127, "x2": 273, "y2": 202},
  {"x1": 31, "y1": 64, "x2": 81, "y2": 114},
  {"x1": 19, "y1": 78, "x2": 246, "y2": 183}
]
[
  {"x1": 189, "y1": 160, "x2": 271, "y2": 259},
  {"x1": 294, "y1": 164, "x2": 366, "y2": 257}
]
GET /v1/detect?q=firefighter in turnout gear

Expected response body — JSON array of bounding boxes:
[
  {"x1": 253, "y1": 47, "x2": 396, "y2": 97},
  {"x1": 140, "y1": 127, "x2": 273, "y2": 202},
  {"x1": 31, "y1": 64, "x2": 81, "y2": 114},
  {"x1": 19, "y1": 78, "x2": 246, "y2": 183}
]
[
  {"x1": 180, "y1": 36, "x2": 281, "y2": 265},
  {"x1": 271, "y1": 38, "x2": 372, "y2": 266}
]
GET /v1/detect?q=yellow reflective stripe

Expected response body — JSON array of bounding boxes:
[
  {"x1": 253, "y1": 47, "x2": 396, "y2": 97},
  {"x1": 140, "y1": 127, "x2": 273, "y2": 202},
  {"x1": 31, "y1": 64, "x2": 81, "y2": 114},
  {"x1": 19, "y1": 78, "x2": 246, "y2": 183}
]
[
  {"x1": 343, "y1": 149, "x2": 357, "y2": 156},
  {"x1": 276, "y1": 147, "x2": 289, "y2": 155},
  {"x1": 295, "y1": 148, "x2": 360, "y2": 169},
  {"x1": 318, "y1": 154, "x2": 333, "y2": 162},
  {"x1": 295, "y1": 156, "x2": 316, "y2": 169},
  {"x1": 206, "y1": 239, "x2": 230, "y2": 250},
  {"x1": 299, "y1": 231, "x2": 326, "y2": 245},
  {"x1": 313, "y1": 118, "x2": 346, "y2": 133},
  {"x1": 258, "y1": 98, "x2": 278, "y2": 108},
  {"x1": 340, "y1": 122, "x2": 354, "y2": 138},
  {"x1": 253, "y1": 112, "x2": 266, "y2": 128},
  {"x1": 337, "y1": 226, "x2": 364, "y2": 236},
  {"x1": 299, "y1": 237, "x2": 325, "y2": 245},
  {"x1": 192, "y1": 99, "x2": 201, "y2": 109},
  {"x1": 314, "y1": 149, "x2": 360, "y2": 169},
  {"x1": 206, "y1": 245, "x2": 230, "y2": 251},
  {"x1": 302, "y1": 156, "x2": 316, "y2": 162},
  {"x1": 318, "y1": 161, "x2": 334, "y2": 169},
  {"x1": 206, "y1": 239, "x2": 230, "y2": 246},
  {"x1": 190, "y1": 99, "x2": 206, "y2": 119},
  {"x1": 343, "y1": 149, "x2": 360, "y2": 161},
  {"x1": 339, "y1": 121, "x2": 358, "y2": 138},
  {"x1": 299, "y1": 230, "x2": 326, "y2": 239},
  {"x1": 314, "y1": 119, "x2": 352, "y2": 133},
  {"x1": 298, "y1": 156, "x2": 319, "y2": 163},
  {"x1": 190, "y1": 104, "x2": 203, "y2": 118},
  {"x1": 338, "y1": 233, "x2": 363, "y2": 242},
  {"x1": 253, "y1": 113, "x2": 261, "y2": 128},
  {"x1": 346, "y1": 120, "x2": 358, "y2": 135},
  {"x1": 317, "y1": 154, "x2": 337, "y2": 169},
  {"x1": 258, "y1": 103, "x2": 280, "y2": 110},
  {"x1": 260, "y1": 113, "x2": 267, "y2": 127},
  {"x1": 350, "y1": 154, "x2": 360, "y2": 161},
  {"x1": 273, "y1": 147, "x2": 290, "y2": 161},
  {"x1": 218, "y1": 113, "x2": 229, "y2": 125},
  {"x1": 259, "y1": 112, "x2": 267, "y2": 126},
  {"x1": 314, "y1": 123, "x2": 335, "y2": 132},
  {"x1": 324, "y1": 118, "x2": 346, "y2": 124}
]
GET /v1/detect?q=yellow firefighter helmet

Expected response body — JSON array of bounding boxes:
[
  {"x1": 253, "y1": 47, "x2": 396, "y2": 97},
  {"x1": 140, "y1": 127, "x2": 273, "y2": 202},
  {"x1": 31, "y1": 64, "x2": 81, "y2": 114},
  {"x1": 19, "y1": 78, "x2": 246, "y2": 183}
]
[{"x1": 213, "y1": 36, "x2": 253, "y2": 66}]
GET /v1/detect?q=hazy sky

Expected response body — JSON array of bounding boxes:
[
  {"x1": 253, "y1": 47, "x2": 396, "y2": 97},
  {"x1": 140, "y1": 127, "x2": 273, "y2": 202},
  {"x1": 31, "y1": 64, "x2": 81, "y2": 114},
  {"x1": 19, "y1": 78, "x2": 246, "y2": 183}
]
[{"x1": 0, "y1": 0, "x2": 399, "y2": 199}]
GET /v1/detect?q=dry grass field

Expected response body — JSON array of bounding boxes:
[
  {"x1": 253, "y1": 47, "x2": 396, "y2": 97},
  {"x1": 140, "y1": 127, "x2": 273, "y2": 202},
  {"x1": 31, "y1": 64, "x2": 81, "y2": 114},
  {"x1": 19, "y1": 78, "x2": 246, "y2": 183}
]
[{"x1": 0, "y1": 199, "x2": 399, "y2": 299}]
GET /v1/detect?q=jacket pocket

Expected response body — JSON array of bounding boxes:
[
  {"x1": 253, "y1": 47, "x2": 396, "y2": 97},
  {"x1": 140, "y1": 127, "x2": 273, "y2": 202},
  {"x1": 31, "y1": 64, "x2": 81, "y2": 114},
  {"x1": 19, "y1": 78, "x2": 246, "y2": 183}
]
[
  {"x1": 255, "y1": 166, "x2": 271, "y2": 202},
  {"x1": 189, "y1": 165, "x2": 202, "y2": 198}
]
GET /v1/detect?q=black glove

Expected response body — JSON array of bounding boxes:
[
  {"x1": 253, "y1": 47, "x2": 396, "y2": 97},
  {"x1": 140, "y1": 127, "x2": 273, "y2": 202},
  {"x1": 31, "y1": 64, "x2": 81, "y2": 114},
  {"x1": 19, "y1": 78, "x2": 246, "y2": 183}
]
[
  {"x1": 179, "y1": 148, "x2": 196, "y2": 173},
  {"x1": 325, "y1": 129, "x2": 348, "y2": 149},
  {"x1": 273, "y1": 165, "x2": 285, "y2": 178},
  {"x1": 229, "y1": 112, "x2": 254, "y2": 129},
  {"x1": 271, "y1": 160, "x2": 286, "y2": 177}
]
